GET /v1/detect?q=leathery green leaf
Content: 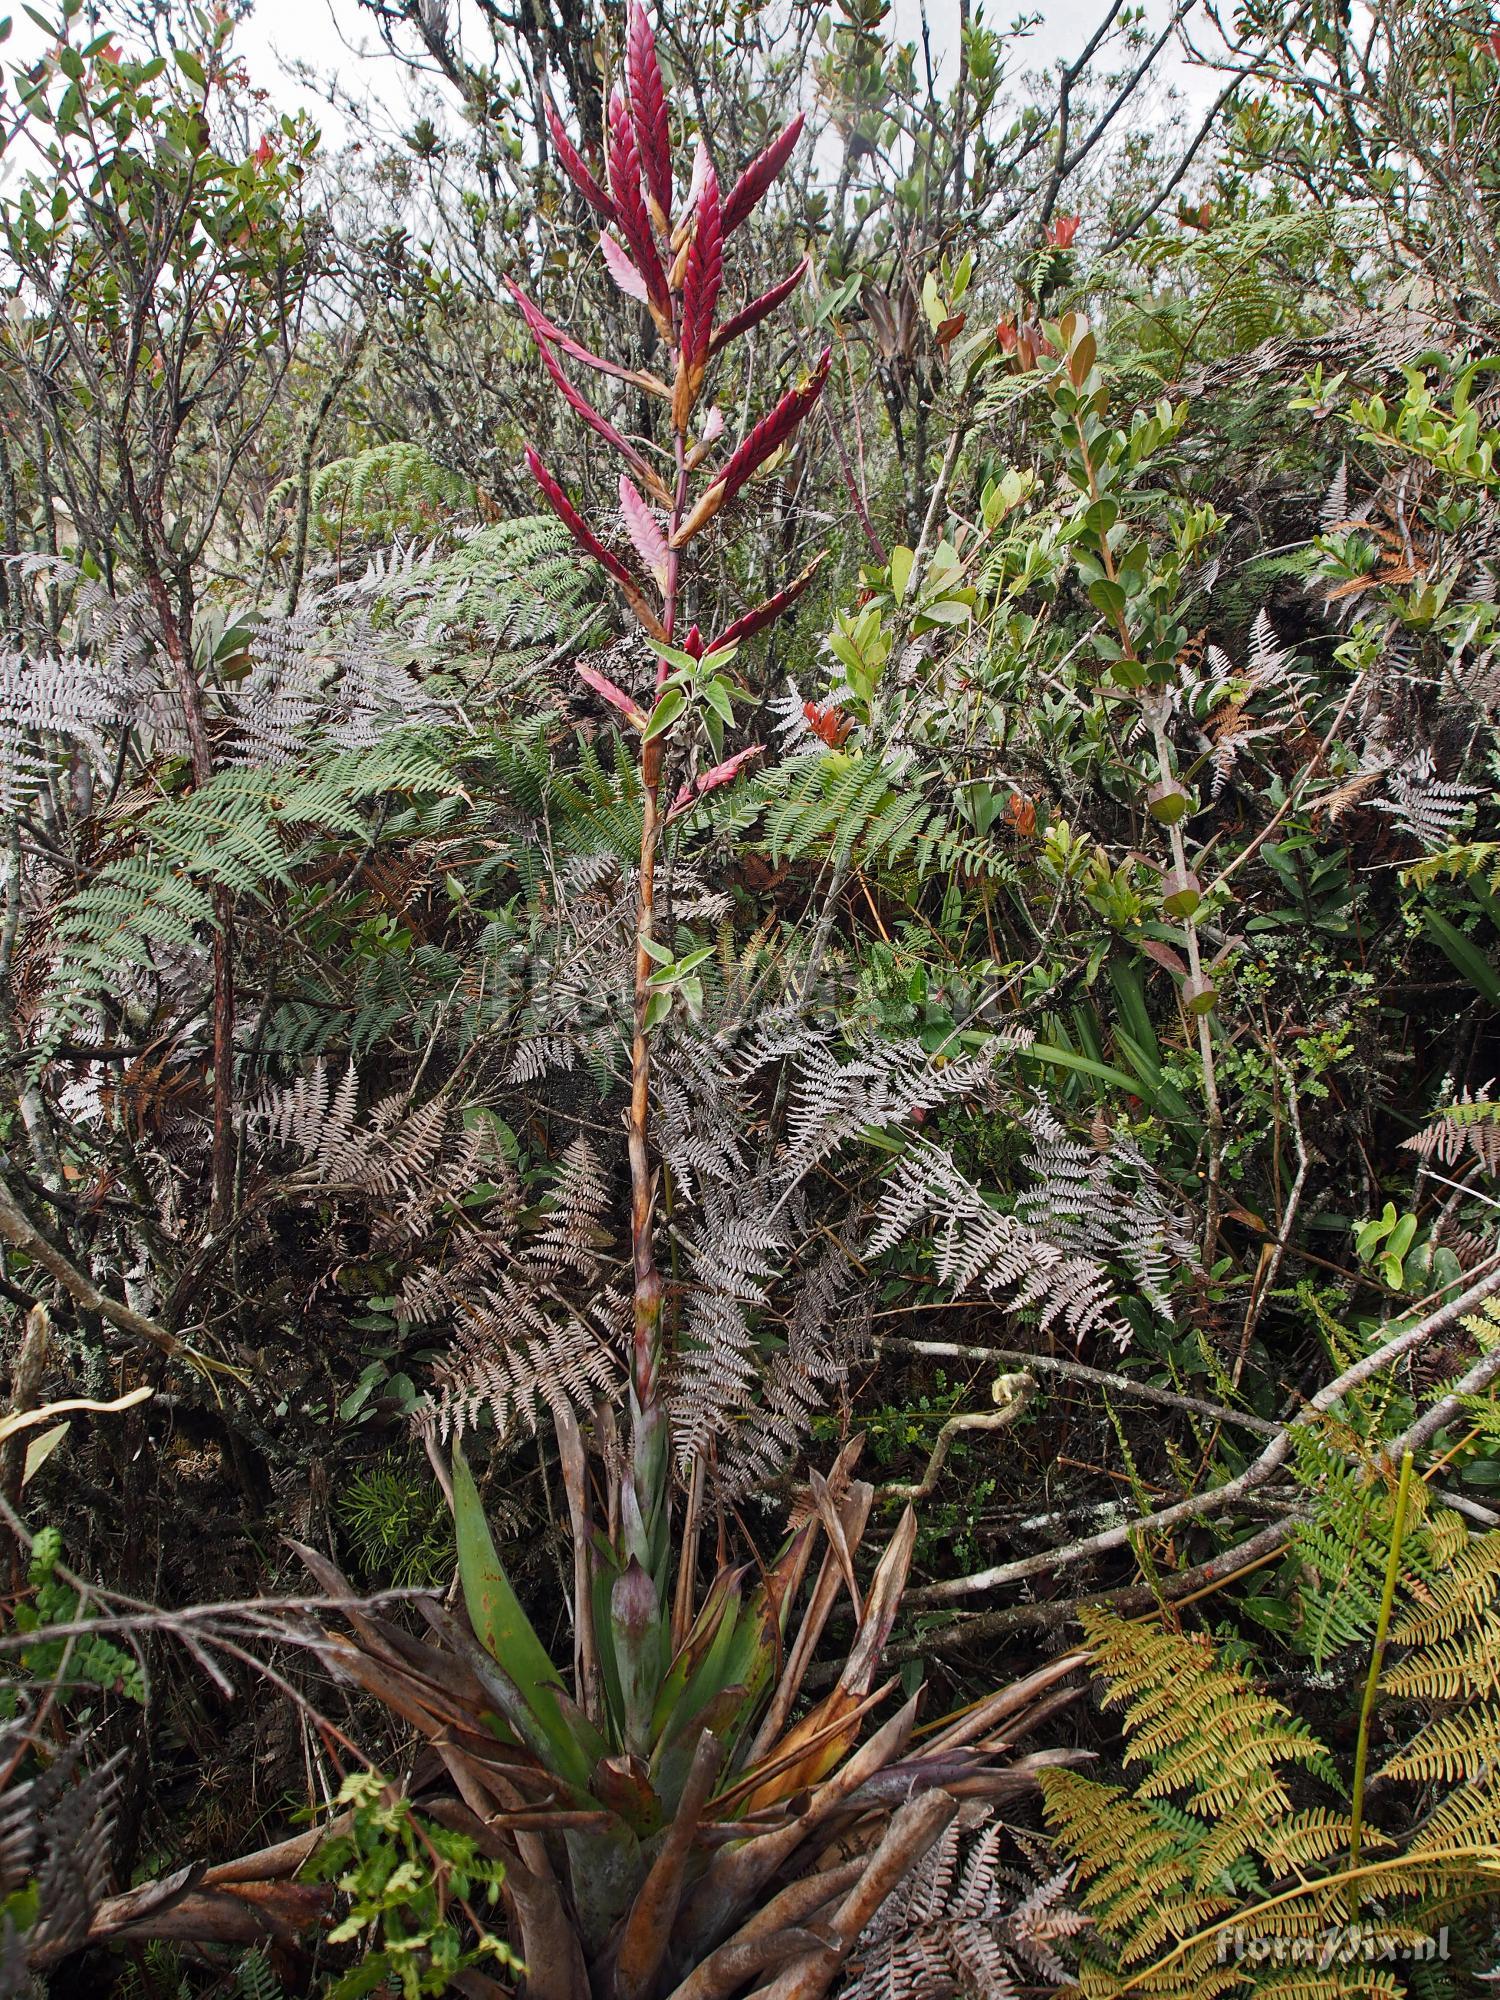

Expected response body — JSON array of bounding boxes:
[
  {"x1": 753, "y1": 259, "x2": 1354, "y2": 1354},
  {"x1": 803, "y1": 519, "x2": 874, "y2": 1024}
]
[
  {"x1": 652, "y1": 1571, "x2": 744, "y2": 1742},
  {"x1": 451, "y1": 1444, "x2": 594, "y2": 1790}
]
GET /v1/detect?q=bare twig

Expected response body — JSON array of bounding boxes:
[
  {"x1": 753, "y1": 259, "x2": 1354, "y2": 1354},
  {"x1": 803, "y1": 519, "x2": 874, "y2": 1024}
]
[
  {"x1": 0, "y1": 1177, "x2": 183, "y2": 1360},
  {"x1": 905, "y1": 1258, "x2": 1500, "y2": 1607}
]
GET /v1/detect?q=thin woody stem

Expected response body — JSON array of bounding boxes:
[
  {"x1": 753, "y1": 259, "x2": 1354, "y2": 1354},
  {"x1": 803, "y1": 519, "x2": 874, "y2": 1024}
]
[
  {"x1": 627, "y1": 407, "x2": 689, "y2": 1425},
  {"x1": 1071, "y1": 396, "x2": 1223, "y2": 1262},
  {"x1": 1149, "y1": 707, "x2": 1224, "y2": 1261},
  {"x1": 144, "y1": 569, "x2": 235, "y2": 1233}
]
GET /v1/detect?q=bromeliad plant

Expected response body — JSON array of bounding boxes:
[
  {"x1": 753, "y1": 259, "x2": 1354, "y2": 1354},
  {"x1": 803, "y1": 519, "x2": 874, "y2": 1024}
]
[
  {"x1": 299, "y1": 13, "x2": 1088, "y2": 1997},
  {"x1": 301, "y1": 1439, "x2": 1085, "y2": 2000}
]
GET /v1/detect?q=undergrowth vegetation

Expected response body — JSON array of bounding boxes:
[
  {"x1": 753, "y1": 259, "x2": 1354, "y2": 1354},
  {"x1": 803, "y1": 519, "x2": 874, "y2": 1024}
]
[{"x1": 2, "y1": 0, "x2": 1500, "y2": 1992}]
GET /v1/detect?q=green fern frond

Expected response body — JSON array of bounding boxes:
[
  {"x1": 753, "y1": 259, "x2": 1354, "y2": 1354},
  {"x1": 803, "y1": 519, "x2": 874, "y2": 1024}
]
[
  {"x1": 38, "y1": 731, "x2": 469, "y2": 1055},
  {"x1": 235, "y1": 1947, "x2": 288, "y2": 2000},
  {"x1": 1287, "y1": 1434, "x2": 1440, "y2": 1668}
]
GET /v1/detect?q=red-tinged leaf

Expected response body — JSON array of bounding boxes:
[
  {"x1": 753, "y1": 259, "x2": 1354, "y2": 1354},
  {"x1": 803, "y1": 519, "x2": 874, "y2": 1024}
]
[
  {"x1": 668, "y1": 745, "x2": 763, "y2": 819},
  {"x1": 619, "y1": 474, "x2": 670, "y2": 590},
  {"x1": 524, "y1": 446, "x2": 667, "y2": 639},
  {"x1": 721, "y1": 113, "x2": 804, "y2": 235},
  {"x1": 716, "y1": 346, "x2": 831, "y2": 505},
  {"x1": 577, "y1": 662, "x2": 648, "y2": 728},
  {"x1": 1138, "y1": 936, "x2": 1189, "y2": 978},
  {"x1": 608, "y1": 88, "x2": 669, "y2": 314},
  {"x1": 600, "y1": 231, "x2": 649, "y2": 304},
  {"x1": 680, "y1": 150, "x2": 722, "y2": 371},
  {"x1": 711, "y1": 255, "x2": 809, "y2": 354},
  {"x1": 1004, "y1": 788, "x2": 1040, "y2": 836},
  {"x1": 706, "y1": 552, "x2": 828, "y2": 654},
  {"x1": 544, "y1": 96, "x2": 617, "y2": 227},
  {"x1": 626, "y1": 2, "x2": 672, "y2": 224},
  {"x1": 804, "y1": 699, "x2": 852, "y2": 748},
  {"x1": 1004, "y1": 791, "x2": 1036, "y2": 837},
  {"x1": 504, "y1": 276, "x2": 670, "y2": 400},
  {"x1": 514, "y1": 300, "x2": 667, "y2": 498}
]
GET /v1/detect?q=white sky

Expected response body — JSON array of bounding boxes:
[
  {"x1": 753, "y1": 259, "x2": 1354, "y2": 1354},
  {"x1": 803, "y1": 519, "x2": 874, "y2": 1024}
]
[
  {"x1": 2, "y1": 0, "x2": 1221, "y2": 168},
  {"x1": 231, "y1": 0, "x2": 1219, "y2": 148}
]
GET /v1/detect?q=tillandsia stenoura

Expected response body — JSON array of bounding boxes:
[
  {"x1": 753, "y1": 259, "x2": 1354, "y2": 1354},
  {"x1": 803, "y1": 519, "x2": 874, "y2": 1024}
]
[{"x1": 283, "y1": 14, "x2": 1091, "y2": 1997}]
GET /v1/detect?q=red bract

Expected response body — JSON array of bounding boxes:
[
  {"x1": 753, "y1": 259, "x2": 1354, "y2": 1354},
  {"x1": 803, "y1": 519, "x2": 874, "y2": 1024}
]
[
  {"x1": 721, "y1": 113, "x2": 804, "y2": 234},
  {"x1": 545, "y1": 96, "x2": 617, "y2": 228},
  {"x1": 673, "y1": 347, "x2": 832, "y2": 544},
  {"x1": 608, "y1": 89, "x2": 670, "y2": 322},
  {"x1": 626, "y1": 1, "x2": 673, "y2": 225},
  {"x1": 1045, "y1": 213, "x2": 1080, "y2": 247}
]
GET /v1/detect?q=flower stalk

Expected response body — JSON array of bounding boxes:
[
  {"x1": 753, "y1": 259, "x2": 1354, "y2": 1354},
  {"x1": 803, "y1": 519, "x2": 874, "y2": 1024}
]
[{"x1": 519, "y1": 10, "x2": 826, "y2": 1547}]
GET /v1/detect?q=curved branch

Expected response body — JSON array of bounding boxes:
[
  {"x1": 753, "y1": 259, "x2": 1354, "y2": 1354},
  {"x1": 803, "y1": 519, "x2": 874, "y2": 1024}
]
[
  {"x1": 905, "y1": 1258, "x2": 1500, "y2": 1608},
  {"x1": 0, "y1": 1177, "x2": 182, "y2": 1359}
]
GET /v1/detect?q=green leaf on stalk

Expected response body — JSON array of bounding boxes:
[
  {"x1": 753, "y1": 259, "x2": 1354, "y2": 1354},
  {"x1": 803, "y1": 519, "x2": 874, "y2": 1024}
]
[
  {"x1": 702, "y1": 677, "x2": 737, "y2": 724},
  {"x1": 643, "y1": 686, "x2": 686, "y2": 741},
  {"x1": 1424, "y1": 911, "x2": 1500, "y2": 1006}
]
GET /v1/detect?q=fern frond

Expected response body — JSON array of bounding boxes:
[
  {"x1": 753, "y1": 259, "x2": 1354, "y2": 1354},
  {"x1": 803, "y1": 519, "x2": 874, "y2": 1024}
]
[{"x1": 867, "y1": 1138, "x2": 1119, "y2": 1342}]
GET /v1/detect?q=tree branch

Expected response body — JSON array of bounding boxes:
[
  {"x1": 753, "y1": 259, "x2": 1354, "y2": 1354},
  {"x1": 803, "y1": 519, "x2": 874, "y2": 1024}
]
[
  {"x1": 905, "y1": 1258, "x2": 1500, "y2": 1608},
  {"x1": 0, "y1": 1177, "x2": 183, "y2": 1359}
]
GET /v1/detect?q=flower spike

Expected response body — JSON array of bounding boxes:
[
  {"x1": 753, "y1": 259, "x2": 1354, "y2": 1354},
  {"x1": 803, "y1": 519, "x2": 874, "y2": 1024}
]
[
  {"x1": 600, "y1": 232, "x2": 651, "y2": 304},
  {"x1": 620, "y1": 474, "x2": 670, "y2": 591},
  {"x1": 525, "y1": 446, "x2": 668, "y2": 640},
  {"x1": 544, "y1": 96, "x2": 618, "y2": 228},
  {"x1": 607, "y1": 88, "x2": 671, "y2": 325},
  {"x1": 711, "y1": 256, "x2": 810, "y2": 354},
  {"x1": 675, "y1": 154, "x2": 722, "y2": 428},
  {"x1": 667, "y1": 745, "x2": 762, "y2": 819},
  {"x1": 671, "y1": 347, "x2": 832, "y2": 546},
  {"x1": 626, "y1": 2, "x2": 673, "y2": 226},
  {"x1": 706, "y1": 552, "x2": 828, "y2": 654},
  {"x1": 577, "y1": 662, "x2": 649, "y2": 729},
  {"x1": 721, "y1": 113, "x2": 804, "y2": 235}
]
